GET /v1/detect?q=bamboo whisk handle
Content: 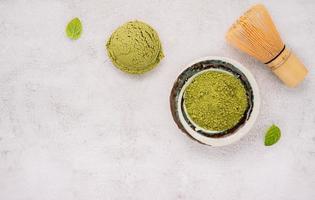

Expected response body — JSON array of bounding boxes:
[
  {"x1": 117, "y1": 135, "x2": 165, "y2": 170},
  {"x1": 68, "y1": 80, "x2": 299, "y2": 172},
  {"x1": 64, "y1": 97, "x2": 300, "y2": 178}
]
[{"x1": 266, "y1": 47, "x2": 308, "y2": 87}]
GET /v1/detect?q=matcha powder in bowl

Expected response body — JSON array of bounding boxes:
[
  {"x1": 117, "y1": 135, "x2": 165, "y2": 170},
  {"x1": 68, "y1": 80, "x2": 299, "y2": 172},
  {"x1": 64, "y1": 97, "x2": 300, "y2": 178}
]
[
  {"x1": 170, "y1": 57, "x2": 260, "y2": 146},
  {"x1": 106, "y1": 20, "x2": 164, "y2": 74},
  {"x1": 184, "y1": 71, "x2": 248, "y2": 132}
]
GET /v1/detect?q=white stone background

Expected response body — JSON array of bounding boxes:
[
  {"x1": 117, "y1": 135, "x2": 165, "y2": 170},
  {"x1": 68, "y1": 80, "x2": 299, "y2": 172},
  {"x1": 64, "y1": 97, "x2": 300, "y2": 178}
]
[{"x1": 0, "y1": 0, "x2": 314, "y2": 199}]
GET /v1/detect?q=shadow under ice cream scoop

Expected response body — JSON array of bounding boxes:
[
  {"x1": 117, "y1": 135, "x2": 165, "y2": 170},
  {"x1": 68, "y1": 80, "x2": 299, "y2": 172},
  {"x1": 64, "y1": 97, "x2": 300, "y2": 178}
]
[{"x1": 106, "y1": 20, "x2": 164, "y2": 74}]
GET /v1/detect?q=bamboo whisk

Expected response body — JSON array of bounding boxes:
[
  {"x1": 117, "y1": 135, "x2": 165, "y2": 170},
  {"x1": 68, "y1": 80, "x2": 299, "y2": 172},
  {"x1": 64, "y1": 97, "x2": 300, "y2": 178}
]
[{"x1": 226, "y1": 4, "x2": 308, "y2": 87}]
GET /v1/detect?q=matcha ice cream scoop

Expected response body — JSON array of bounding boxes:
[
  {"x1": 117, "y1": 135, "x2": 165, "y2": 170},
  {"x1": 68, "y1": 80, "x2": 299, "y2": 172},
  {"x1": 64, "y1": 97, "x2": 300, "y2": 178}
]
[{"x1": 106, "y1": 20, "x2": 164, "y2": 74}]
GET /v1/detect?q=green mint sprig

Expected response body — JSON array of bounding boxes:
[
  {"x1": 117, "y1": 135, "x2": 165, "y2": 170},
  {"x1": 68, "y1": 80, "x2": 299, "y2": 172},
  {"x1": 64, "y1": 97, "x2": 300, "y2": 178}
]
[
  {"x1": 264, "y1": 124, "x2": 281, "y2": 146},
  {"x1": 66, "y1": 17, "x2": 82, "y2": 40}
]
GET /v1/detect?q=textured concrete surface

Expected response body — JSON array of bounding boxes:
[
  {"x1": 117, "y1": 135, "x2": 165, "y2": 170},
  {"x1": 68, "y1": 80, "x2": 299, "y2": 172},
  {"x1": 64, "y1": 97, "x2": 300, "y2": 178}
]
[{"x1": 0, "y1": 0, "x2": 315, "y2": 199}]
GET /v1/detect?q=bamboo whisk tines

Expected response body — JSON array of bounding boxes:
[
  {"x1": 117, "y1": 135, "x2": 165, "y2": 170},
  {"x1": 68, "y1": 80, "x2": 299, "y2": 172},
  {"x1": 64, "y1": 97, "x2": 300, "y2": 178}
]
[{"x1": 226, "y1": 4, "x2": 308, "y2": 87}]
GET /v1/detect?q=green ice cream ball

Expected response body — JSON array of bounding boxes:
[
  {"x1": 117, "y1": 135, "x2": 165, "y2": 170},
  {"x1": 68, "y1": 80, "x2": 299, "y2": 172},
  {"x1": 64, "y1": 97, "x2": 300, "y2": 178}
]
[{"x1": 106, "y1": 20, "x2": 164, "y2": 74}]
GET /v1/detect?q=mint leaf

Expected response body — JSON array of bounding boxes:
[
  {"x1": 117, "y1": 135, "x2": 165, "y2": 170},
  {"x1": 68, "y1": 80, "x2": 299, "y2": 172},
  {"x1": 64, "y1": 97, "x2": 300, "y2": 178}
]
[
  {"x1": 264, "y1": 124, "x2": 281, "y2": 146},
  {"x1": 66, "y1": 18, "x2": 82, "y2": 40}
]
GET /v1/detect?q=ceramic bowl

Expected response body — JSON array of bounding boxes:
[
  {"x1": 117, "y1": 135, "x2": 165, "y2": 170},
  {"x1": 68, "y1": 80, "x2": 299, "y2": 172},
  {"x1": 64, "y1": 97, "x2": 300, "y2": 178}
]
[{"x1": 170, "y1": 56, "x2": 260, "y2": 146}]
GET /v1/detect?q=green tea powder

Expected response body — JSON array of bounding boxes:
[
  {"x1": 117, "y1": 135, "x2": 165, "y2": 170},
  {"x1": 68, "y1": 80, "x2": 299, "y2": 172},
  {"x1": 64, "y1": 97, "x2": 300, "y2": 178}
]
[{"x1": 184, "y1": 71, "x2": 248, "y2": 131}]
